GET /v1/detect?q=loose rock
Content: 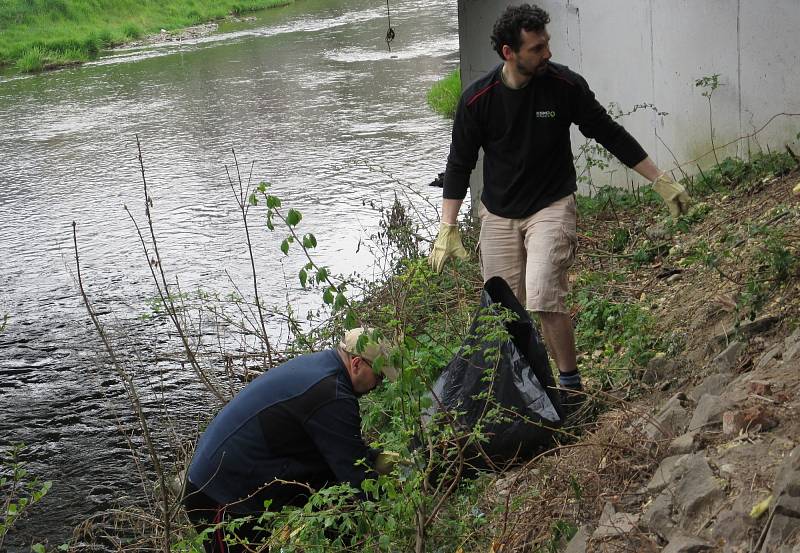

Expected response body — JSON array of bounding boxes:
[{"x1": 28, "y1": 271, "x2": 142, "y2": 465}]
[
  {"x1": 689, "y1": 373, "x2": 735, "y2": 401},
  {"x1": 710, "y1": 509, "x2": 758, "y2": 549},
  {"x1": 662, "y1": 531, "x2": 712, "y2": 553},
  {"x1": 592, "y1": 512, "x2": 640, "y2": 539},
  {"x1": 711, "y1": 341, "x2": 745, "y2": 372},
  {"x1": 563, "y1": 525, "x2": 591, "y2": 553},
  {"x1": 672, "y1": 454, "x2": 725, "y2": 529},
  {"x1": 641, "y1": 491, "x2": 675, "y2": 538},
  {"x1": 668, "y1": 431, "x2": 701, "y2": 455},
  {"x1": 645, "y1": 393, "x2": 691, "y2": 440},
  {"x1": 688, "y1": 394, "x2": 732, "y2": 431}
]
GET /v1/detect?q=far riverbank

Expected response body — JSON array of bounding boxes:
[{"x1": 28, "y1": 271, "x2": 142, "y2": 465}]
[{"x1": 0, "y1": 0, "x2": 293, "y2": 73}]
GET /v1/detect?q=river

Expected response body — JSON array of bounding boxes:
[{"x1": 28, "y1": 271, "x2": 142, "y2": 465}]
[{"x1": 0, "y1": 0, "x2": 458, "y2": 548}]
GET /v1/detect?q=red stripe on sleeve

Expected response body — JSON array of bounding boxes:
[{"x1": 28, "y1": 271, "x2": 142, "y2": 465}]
[{"x1": 467, "y1": 81, "x2": 500, "y2": 107}]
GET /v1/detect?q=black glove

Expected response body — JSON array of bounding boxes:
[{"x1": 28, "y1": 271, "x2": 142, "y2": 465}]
[{"x1": 428, "y1": 172, "x2": 445, "y2": 188}]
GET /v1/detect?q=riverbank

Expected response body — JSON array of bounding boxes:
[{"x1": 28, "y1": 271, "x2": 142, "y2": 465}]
[
  {"x1": 11, "y1": 143, "x2": 795, "y2": 551},
  {"x1": 0, "y1": 0, "x2": 292, "y2": 73}
]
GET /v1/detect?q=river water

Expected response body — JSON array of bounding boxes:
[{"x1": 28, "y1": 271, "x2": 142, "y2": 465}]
[{"x1": 0, "y1": 0, "x2": 458, "y2": 547}]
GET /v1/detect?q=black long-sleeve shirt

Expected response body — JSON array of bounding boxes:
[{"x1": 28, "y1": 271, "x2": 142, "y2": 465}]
[
  {"x1": 188, "y1": 349, "x2": 378, "y2": 514},
  {"x1": 443, "y1": 62, "x2": 648, "y2": 218}
]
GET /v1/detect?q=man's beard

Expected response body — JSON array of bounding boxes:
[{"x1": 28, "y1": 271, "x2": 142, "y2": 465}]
[{"x1": 519, "y1": 60, "x2": 548, "y2": 77}]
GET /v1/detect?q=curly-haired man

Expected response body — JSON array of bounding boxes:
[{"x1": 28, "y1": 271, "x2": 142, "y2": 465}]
[{"x1": 430, "y1": 3, "x2": 690, "y2": 410}]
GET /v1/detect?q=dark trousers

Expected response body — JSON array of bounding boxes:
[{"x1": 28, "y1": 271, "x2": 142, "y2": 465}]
[{"x1": 182, "y1": 482, "x2": 266, "y2": 553}]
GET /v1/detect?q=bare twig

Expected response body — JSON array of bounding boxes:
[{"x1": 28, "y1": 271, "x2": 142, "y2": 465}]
[
  {"x1": 225, "y1": 150, "x2": 274, "y2": 368},
  {"x1": 72, "y1": 221, "x2": 173, "y2": 552},
  {"x1": 132, "y1": 135, "x2": 226, "y2": 403}
]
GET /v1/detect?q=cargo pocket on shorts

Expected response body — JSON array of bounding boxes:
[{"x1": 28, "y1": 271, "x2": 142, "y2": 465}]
[{"x1": 549, "y1": 224, "x2": 578, "y2": 269}]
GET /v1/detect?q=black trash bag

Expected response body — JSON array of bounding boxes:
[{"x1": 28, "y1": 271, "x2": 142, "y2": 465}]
[{"x1": 426, "y1": 276, "x2": 563, "y2": 468}]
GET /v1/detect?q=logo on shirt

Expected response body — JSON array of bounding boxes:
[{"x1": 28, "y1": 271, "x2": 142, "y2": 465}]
[{"x1": 536, "y1": 111, "x2": 557, "y2": 118}]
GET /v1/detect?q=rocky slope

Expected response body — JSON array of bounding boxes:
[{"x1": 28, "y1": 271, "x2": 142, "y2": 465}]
[{"x1": 482, "y1": 163, "x2": 800, "y2": 553}]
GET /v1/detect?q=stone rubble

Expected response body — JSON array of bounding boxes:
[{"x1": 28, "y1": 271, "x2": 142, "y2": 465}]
[{"x1": 561, "y1": 324, "x2": 800, "y2": 553}]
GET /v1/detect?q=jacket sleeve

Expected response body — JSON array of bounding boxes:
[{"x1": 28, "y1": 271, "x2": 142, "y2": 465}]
[
  {"x1": 443, "y1": 92, "x2": 483, "y2": 200},
  {"x1": 304, "y1": 397, "x2": 378, "y2": 494},
  {"x1": 571, "y1": 75, "x2": 648, "y2": 168}
]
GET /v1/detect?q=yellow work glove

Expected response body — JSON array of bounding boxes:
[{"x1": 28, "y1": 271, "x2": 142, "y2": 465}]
[
  {"x1": 653, "y1": 173, "x2": 691, "y2": 217},
  {"x1": 375, "y1": 451, "x2": 401, "y2": 475},
  {"x1": 428, "y1": 223, "x2": 468, "y2": 273},
  {"x1": 793, "y1": 182, "x2": 800, "y2": 196}
]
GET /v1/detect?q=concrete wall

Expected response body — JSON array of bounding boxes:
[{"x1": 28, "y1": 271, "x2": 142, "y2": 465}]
[{"x1": 456, "y1": 0, "x2": 800, "y2": 200}]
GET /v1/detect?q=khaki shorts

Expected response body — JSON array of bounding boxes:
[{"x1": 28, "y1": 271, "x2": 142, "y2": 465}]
[{"x1": 478, "y1": 194, "x2": 577, "y2": 313}]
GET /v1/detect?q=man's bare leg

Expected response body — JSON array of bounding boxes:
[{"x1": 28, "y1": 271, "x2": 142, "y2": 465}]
[
  {"x1": 538, "y1": 311, "x2": 577, "y2": 374},
  {"x1": 538, "y1": 311, "x2": 583, "y2": 414}
]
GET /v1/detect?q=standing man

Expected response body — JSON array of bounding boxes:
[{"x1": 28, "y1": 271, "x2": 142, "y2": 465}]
[
  {"x1": 429, "y1": 4, "x2": 689, "y2": 407},
  {"x1": 183, "y1": 328, "x2": 399, "y2": 552}
]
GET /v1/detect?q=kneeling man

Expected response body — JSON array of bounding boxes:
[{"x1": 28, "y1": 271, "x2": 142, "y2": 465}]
[{"x1": 183, "y1": 327, "x2": 398, "y2": 551}]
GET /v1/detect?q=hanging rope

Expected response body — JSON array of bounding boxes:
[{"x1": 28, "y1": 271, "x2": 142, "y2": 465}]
[{"x1": 385, "y1": 0, "x2": 395, "y2": 51}]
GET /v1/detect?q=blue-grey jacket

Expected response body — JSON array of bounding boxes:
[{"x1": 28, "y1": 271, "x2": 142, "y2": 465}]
[{"x1": 187, "y1": 349, "x2": 378, "y2": 513}]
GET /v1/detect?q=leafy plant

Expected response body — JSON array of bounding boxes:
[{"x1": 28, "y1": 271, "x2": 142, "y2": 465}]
[
  {"x1": 427, "y1": 67, "x2": 461, "y2": 119},
  {"x1": 571, "y1": 272, "x2": 663, "y2": 386},
  {"x1": 606, "y1": 227, "x2": 630, "y2": 253},
  {"x1": 695, "y1": 73, "x2": 722, "y2": 166},
  {"x1": 545, "y1": 519, "x2": 578, "y2": 553},
  {"x1": 0, "y1": 444, "x2": 52, "y2": 551}
]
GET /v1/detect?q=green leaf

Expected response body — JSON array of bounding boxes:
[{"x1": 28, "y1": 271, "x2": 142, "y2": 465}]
[
  {"x1": 32, "y1": 544, "x2": 46, "y2": 553},
  {"x1": 257, "y1": 181, "x2": 268, "y2": 193},
  {"x1": 323, "y1": 287, "x2": 335, "y2": 304},
  {"x1": 316, "y1": 267, "x2": 329, "y2": 282},
  {"x1": 299, "y1": 268, "x2": 308, "y2": 288},
  {"x1": 356, "y1": 333, "x2": 369, "y2": 353},
  {"x1": 361, "y1": 479, "x2": 375, "y2": 493},
  {"x1": 344, "y1": 309, "x2": 358, "y2": 330},
  {"x1": 266, "y1": 195, "x2": 281, "y2": 209},
  {"x1": 58, "y1": 544, "x2": 70, "y2": 551},
  {"x1": 8, "y1": 503, "x2": 17, "y2": 515},
  {"x1": 248, "y1": 193, "x2": 258, "y2": 206},
  {"x1": 334, "y1": 292, "x2": 347, "y2": 310},
  {"x1": 280, "y1": 239, "x2": 290, "y2": 255},
  {"x1": 287, "y1": 209, "x2": 302, "y2": 227},
  {"x1": 379, "y1": 534, "x2": 391, "y2": 550},
  {"x1": 302, "y1": 233, "x2": 317, "y2": 248},
  {"x1": 266, "y1": 213, "x2": 274, "y2": 231}
]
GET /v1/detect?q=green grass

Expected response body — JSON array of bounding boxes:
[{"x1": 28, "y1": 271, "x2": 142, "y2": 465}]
[
  {"x1": 0, "y1": 0, "x2": 293, "y2": 72},
  {"x1": 427, "y1": 66, "x2": 461, "y2": 119}
]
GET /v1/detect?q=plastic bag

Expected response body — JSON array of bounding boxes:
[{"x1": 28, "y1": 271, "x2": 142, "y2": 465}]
[{"x1": 427, "y1": 276, "x2": 563, "y2": 466}]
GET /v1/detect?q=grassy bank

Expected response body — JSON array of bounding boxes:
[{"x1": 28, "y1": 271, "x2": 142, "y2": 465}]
[
  {"x1": 426, "y1": 66, "x2": 460, "y2": 119},
  {"x1": 0, "y1": 0, "x2": 292, "y2": 72}
]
